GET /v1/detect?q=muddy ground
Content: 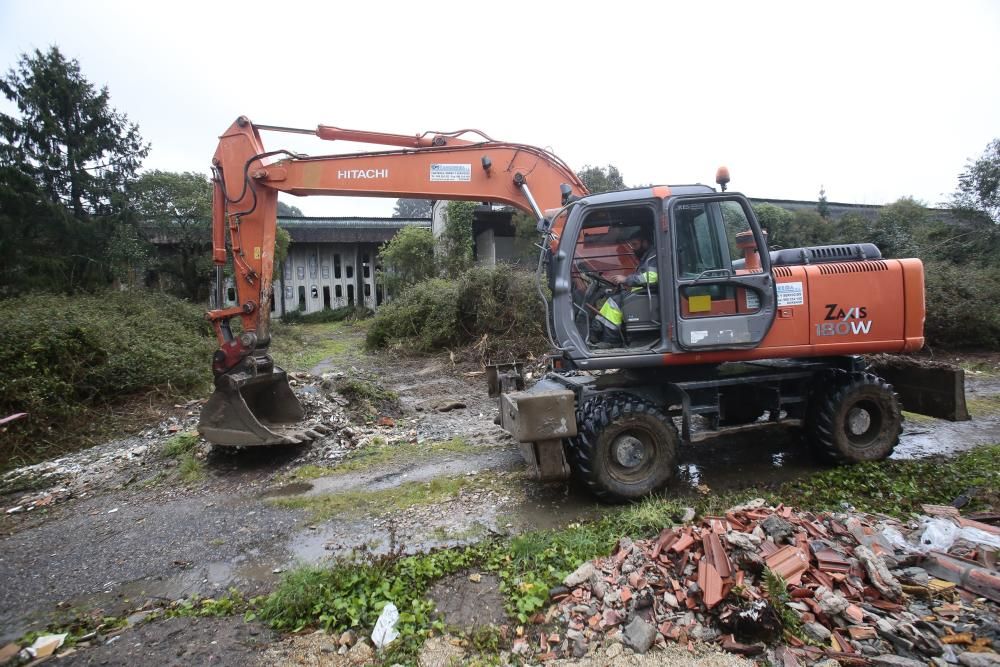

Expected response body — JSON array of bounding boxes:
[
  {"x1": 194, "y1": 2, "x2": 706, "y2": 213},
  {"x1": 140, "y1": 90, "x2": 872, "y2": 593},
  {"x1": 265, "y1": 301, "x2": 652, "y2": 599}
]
[{"x1": 1, "y1": 321, "x2": 998, "y2": 664}]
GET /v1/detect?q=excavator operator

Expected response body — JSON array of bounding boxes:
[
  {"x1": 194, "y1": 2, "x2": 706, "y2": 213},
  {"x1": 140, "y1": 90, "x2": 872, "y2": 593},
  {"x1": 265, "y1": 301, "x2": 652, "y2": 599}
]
[{"x1": 590, "y1": 234, "x2": 658, "y2": 348}]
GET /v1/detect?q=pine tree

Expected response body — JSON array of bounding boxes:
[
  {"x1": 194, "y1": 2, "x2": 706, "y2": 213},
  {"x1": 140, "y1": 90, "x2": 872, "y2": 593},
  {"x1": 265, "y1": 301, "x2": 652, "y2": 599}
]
[{"x1": 0, "y1": 47, "x2": 149, "y2": 292}]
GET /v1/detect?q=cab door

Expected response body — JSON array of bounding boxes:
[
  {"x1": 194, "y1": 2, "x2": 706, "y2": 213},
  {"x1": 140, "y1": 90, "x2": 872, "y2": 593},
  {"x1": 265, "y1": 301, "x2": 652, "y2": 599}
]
[{"x1": 668, "y1": 195, "x2": 776, "y2": 350}]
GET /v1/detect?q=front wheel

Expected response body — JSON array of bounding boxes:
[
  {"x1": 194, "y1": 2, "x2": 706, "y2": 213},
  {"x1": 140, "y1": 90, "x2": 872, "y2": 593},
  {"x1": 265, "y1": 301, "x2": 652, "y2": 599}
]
[
  {"x1": 567, "y1": 392, "x2": 679, "y2": 502},
  {"x1": 807, "y1": 372, "x2": 901, "y2": 463}
]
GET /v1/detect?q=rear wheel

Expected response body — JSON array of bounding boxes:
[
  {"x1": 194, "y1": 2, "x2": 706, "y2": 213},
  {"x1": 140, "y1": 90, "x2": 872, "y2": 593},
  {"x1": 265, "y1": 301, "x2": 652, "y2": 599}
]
[
  {"x1": 807, "y1": 372, "x2": 901, "y2": 462},
  {"x1": 567, "y1": 392, "x2": 678, "y2": 502}
]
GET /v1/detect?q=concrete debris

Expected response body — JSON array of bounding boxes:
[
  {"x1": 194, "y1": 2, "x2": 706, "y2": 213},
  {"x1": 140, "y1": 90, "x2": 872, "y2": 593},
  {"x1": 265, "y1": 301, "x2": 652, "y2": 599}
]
[
  {"x1": 564, "y1": 562, "x2": 596, "y2": 588},
  {"x1": 870, "y1": 655, "x2": 927, "y2": 667},
  {"x1": 20, "y1": 633, "x2": 67, "y2": 659},
  {"x1": 802, "y1": 621, "x2": 832, "y2": 643},
  {"x1": 621, "y1": 616, "x2": 656, "y2": 654},
  {"x1": 959, "y1": 652, "x2": 1000, "y2": 667},
  {"x1": 541, "y1": 503, "x2": 1000, "y2": 665},
  {"x1": 762, "y1": 514, "x2": 796, "y2": 544},
  {"x1": 346, "y1": 639, "x2": 374, "y2": 665}
]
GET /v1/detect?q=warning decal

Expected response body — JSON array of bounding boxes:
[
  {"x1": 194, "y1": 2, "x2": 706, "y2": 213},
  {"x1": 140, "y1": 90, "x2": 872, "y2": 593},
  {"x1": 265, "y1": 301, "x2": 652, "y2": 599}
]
[
  {"x1": 776, "y1": 281, "x2": 804, "y2": 306},
  {"x1": 430, "y1": 164, "x2": 472, "y2": 182}
]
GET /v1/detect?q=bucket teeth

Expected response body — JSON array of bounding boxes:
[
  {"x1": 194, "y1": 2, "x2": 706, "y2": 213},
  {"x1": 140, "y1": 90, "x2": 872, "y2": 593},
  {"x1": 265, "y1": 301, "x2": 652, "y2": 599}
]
[
  {"x1": 313, "y1": 424, "x2": 333, "y2": 435},
  {"x1": 304, "y1": 429, "x2": 323, "y2": 440}
]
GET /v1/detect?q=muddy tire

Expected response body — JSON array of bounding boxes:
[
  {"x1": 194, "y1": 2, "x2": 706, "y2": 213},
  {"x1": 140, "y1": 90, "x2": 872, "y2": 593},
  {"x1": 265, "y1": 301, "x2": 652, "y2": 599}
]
[
  {"x1": 567, "y1": 392, "x2": 678, "y2": 503},
  {"x1": 807, "y1": 372, "x2": 901, "y2": 463}
]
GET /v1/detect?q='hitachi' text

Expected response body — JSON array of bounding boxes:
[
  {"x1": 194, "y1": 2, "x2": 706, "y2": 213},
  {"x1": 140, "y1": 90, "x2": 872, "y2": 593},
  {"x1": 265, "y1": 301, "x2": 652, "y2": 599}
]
[{"x1": 337, "y1": 169, "x2": 388, "y2": 179}]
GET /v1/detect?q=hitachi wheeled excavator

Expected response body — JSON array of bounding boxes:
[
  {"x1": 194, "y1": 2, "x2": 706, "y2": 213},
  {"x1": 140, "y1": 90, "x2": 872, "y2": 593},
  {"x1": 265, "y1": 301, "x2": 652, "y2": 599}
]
[{"x1": 199, "y1": 116, "x2": 968, "y2": 502}]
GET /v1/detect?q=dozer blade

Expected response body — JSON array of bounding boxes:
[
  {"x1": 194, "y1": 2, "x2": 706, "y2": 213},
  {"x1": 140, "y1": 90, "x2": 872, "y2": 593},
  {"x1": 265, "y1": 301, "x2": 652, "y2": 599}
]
[
  {"x1": 868, "y1": 355, "x2": 970, "y2": 422},
  {"x1": 198, "y1": 368, "x2": 307, "y2": 446}
]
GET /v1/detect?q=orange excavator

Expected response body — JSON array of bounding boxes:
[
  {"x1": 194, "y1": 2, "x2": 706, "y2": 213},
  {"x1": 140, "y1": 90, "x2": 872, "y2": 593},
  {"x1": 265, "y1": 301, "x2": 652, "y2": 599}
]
[{"x1": 199, "y1": 116, "x2": 967, "y2": 502}]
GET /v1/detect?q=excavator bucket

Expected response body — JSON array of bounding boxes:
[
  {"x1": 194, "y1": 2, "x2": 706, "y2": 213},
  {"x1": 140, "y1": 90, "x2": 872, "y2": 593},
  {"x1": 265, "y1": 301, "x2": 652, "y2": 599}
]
[{"x1": 198, "y1": 368, "x2": 308, "y2": 446}]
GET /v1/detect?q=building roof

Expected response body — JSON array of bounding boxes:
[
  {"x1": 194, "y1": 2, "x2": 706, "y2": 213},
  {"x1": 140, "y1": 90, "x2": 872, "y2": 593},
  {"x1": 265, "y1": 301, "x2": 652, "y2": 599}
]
[{"x1": 277, "y1": 216, "x2": 431, "y2": 244}]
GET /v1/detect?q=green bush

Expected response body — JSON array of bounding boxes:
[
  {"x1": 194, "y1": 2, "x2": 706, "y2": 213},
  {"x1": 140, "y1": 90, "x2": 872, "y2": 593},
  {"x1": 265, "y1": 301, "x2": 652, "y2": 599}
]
[
  {"x1": 924, "y1": 260, "x2": 1000, "y2": 349},
  {"x1": 0, "y1": 291, "x2": 215, "y2": 465},
  {"x1": 438, "y1": 201, "x2": 474, "y2": 277},
  {"x1": 365, "y1": 278, "x2": 461, "y2": 352},
  {"x1": 455, "y1": 263, "x2": 547, "y2": 354},
  {"x1": 366, "y1": 264, "x2": 547, "y2": 358},
  {"x1": 377, "y1": 226, "x2": 436, "y2": 295}
]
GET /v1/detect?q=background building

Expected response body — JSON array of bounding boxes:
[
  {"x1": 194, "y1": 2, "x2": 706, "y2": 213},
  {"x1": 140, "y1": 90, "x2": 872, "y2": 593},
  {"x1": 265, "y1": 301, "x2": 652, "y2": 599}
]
[{"x1": 218, "y1": 215, "x2": 431, "y2": 315}]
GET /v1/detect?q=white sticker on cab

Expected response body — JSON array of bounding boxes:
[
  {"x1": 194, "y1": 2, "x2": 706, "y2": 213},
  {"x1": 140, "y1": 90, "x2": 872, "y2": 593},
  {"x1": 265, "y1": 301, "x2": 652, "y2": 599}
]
[
  {"x1": 430, "y1": 164, "x2": 472, "y2": 182},
  {"x1": 776, "y1": 281, "x2": 804, "y2": 306}
]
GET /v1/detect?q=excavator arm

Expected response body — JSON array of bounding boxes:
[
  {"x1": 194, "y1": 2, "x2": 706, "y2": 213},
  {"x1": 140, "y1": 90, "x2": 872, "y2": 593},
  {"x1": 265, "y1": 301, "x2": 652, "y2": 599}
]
[{"x1": 199, "y1": 116, "x2": 586, "y2": 446}]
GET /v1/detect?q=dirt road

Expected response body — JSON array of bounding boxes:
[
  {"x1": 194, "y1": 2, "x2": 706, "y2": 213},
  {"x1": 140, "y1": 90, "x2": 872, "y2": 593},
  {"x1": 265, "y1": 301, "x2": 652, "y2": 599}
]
[{"x1": 1, "y1": 320, "x2": 998, "y2": 663}]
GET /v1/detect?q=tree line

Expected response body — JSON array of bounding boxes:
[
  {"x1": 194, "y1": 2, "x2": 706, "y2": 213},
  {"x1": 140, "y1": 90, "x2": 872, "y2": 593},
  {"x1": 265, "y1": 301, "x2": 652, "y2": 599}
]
[{"x1": 0, "y1": 47, "x2": 301, "y2": 301}]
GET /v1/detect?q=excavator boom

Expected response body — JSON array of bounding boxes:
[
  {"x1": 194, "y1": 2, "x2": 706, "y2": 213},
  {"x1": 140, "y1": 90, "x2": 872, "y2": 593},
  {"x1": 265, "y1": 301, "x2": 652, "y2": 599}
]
[{"x1": 199, "y1": 116, "x2": 586, "y2": 447}]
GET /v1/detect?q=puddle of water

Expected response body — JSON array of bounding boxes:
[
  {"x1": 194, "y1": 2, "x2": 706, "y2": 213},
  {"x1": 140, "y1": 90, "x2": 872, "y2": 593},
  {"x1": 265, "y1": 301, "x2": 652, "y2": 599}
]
[
  {"x1": 303, "y1": 450, "x2": 521, "y2": 496},
  {"x1": 260, "y1": 481, "x2": 314, "y2": 498},
  {"x1": 508, "y1": 488, "x2": 606, "y2": 533},
  {"x1": 671, "y1": 408, "x2": 1000, "y2": 495},
  {"x1": 893, "y1": 414, "x2": 1000, "y2": 459}
]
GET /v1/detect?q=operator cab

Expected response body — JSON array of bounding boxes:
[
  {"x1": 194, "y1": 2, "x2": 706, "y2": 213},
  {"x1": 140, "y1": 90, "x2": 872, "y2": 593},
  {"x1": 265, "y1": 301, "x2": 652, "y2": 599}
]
[
  {"x1": 551, "y1": 184, "x2": 776, "y2": 366},
  {"x1": 571, "y1": 205, "x2": 660, "y2": 351}
]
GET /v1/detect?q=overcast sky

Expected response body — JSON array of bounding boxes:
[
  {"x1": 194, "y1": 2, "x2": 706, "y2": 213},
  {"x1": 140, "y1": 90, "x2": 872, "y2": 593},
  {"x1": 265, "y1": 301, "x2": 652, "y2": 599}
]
[{"x1": 2, "y1": 1, "x2": 998, "y2": 217}]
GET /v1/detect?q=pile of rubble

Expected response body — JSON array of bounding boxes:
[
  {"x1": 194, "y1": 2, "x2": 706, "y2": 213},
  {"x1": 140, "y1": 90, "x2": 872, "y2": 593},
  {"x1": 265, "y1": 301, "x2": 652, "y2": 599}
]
[{"x1": 547, "y1": 501, "x2": 1000, "y2": 666}]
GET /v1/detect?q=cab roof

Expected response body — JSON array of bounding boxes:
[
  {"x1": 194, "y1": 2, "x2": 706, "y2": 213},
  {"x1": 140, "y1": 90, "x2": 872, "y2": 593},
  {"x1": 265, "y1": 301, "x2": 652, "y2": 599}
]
[{"x1": 579, "y1": 183, "x2": 716, "y2": 206}]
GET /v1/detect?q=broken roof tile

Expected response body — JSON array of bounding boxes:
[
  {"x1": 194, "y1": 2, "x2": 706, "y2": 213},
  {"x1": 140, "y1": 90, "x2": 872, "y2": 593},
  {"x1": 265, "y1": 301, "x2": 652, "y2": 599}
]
[
  {"x1": 670, "y1": 530, "x2": 696, "y2": 554},
  {"x1": 847, "y1": 625, "x2": 876, "y2": 641},
  {"x1": 765, "y1": 545, "x2": 809, "y2": 585}
]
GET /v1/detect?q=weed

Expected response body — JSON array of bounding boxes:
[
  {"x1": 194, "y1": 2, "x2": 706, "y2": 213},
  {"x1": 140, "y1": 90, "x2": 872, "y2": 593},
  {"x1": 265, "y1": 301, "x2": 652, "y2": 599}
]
[
  {"x1": 138, "y1": 470, "x2": 168, "y2": 489},
  {"x1": 465, "y1": 624, "x2": 504, "y2": 656},
  {"x1": 959, "y1": 358, "x2": 1000, "y2": 376},
  {"x1": 778, "y1": 443, "x2": 1000, "y2": 517},
  {"x1": 268, "y1": 320, "x2": 366, "y2": 373},
  {"x1": 269, "y1": 476, "x2": 475, "y2": 521},
  {"x1": 17, "y1": 614, "x2": 127, "y2": 651},
  {"x1": 902, "y1": 410, "x2": 937, "y2": 424},
  {"x1": 968, "y1": 394, "x2": 1000, "y2": 416},
  {"x1": 162, "y1": 431, "x2": 199, "y2": 458},
  {"x1": 331, "y1": 437, "x2": 474, "y2": 474},
  {"x1": 178, "y1": 453, "x2": 205, "y2": 483},
  {"x1": 337, "y1": 378, "x2": 398, "y2": 403},
  {"x1": 168, "y1": 589, "x2": 251, "y2": 619},
  {"x1": 763, "y1": 568, "x2": 807, "y2": 641},
  {"x1": 283, "y1": 464, "x2": 335, "y2": 481},
  {"x1": 431, "y1": 523, "x2": 489, "y2": 542},
  {"x1": 329, "y1": 376, "x2": 400, "y2": 420},
  {"x1": 259, "y1": 546, "x2": 477, "y2": 660}
]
